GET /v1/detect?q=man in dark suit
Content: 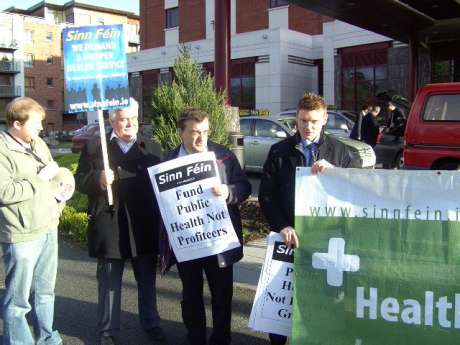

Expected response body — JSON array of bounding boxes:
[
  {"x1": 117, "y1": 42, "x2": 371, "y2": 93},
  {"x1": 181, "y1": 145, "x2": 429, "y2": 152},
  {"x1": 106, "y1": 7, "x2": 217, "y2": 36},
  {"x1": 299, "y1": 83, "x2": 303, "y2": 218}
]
[
  {"x1": 259, "y1": 93, "x2": 355, "y2": 345},
  {"x1": 162, "y1": 109, "x2": 251, "y2": 345},
  {"x1": 75, "y1": 98, "x2": 166, "y2": 345}
]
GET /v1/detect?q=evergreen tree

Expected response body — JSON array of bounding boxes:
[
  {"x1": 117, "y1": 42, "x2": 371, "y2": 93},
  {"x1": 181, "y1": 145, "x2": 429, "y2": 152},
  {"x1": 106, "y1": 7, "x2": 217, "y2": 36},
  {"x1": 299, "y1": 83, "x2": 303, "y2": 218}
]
[{"x1": 151, "y1": 46, "x2": 229, "y2": 151}]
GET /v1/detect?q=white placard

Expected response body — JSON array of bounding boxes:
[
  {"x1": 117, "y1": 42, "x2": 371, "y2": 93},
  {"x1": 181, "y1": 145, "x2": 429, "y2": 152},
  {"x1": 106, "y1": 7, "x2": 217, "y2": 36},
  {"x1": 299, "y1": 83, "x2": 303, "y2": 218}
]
[
  {"x1": 249, "y1": 232, "x2": 294, "y2": 337},
  {"x1": 148, "y1": 152, "x2": 241, "y2": 262}
]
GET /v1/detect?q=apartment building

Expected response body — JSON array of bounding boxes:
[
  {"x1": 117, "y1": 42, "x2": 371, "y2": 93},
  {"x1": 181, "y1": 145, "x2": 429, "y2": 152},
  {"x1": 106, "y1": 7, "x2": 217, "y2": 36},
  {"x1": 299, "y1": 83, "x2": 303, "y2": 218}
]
[
  {"x1": 128, "y1": 0, "x2": 420, "y2": 116},
  {"x1": 5, "y1": 1, "x2": 140, "y2": 130},
  {"x1": 0, "y1": 13, "x2": 24, "y2": 123}
]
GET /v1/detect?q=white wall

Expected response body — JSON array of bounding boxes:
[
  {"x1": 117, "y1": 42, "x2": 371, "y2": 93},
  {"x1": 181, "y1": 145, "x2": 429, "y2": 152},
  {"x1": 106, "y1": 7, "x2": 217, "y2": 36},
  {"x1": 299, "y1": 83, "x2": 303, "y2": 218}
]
[
  {"x1": 268, "y1": 5, "x2": 288, "y2": 29},
  {"x1": 164, "y1": 27, "x2": 179, "y2": 46},
  {"x1": 164, "y1": 0, "x2": 178, "y2": 10}
]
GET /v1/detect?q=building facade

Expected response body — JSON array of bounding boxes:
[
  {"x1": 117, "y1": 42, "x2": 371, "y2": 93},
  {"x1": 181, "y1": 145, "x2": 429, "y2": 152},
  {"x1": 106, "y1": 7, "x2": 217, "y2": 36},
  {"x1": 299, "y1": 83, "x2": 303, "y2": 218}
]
[
  {"x1": 0, "y1": 12, "x2": 24, "y2": 123},
  {"x1": 129, "y1": 0, "x2": 429, "y2": 117},
  {"x1": 5, "y1": 1, "x2": 140, "y2": 130}
]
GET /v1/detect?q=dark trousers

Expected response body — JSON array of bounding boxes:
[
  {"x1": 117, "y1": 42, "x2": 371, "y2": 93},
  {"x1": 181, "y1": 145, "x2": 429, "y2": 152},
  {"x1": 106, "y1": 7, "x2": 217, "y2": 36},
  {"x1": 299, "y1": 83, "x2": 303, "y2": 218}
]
[
  {"x1": 97, "y1": 255, "x2": 160, "y2": 336},
  {"x1": 269, "y1": 333, "x2": 287, "y2": 345},
  {"x1": 177, "y1": 256, "x2": 233, "y2": 345}
]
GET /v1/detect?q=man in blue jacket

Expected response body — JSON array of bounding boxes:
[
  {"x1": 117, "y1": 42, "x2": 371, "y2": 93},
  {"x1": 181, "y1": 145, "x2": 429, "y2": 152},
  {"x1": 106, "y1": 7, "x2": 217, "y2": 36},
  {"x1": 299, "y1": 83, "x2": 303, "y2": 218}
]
[{"x1": 162, "y1": 109, "x2": 251, "y2": 345}]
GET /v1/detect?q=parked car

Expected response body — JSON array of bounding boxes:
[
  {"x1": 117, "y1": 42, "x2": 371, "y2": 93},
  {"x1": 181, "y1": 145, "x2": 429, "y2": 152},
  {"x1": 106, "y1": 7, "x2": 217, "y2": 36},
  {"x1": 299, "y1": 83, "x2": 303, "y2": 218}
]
[
  {"x1": 239, "y1": 115, "x2": 374, "y2": 172},
  {"x1": 404, "y1": 83, "x2": 460, "y2": 170},
  {"x1": 71, "y1": 123, "x2": 111, "y2": 153},
  {"x1": 274, "y1": 110, "x2": 354, "y2": 138},
  {"x1": 374, "y1": 130, "x2": 404, "y2": 169}
]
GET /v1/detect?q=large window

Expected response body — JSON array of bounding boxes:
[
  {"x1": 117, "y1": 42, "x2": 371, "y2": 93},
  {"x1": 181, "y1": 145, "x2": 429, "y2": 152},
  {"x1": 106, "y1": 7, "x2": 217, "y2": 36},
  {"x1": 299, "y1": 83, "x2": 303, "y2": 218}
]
[
  {"x1": 166, "y1": 7, "x2": 179, "y2": 29},
  {"x1": 25, "y1": 77, "x2": 35, "y2": 90},
  {"x1": 230, "y1": 59, "x2": 256, "y2": 110},
  {"x1": 24, "y1": 53, "x2": 34, "y2": 68},
  {"x1": 270, "y1": 0, "x2": 289, "y2": 8},
  {"x1": 341, "y1": 43, "x2": 389, "y2": 111}
]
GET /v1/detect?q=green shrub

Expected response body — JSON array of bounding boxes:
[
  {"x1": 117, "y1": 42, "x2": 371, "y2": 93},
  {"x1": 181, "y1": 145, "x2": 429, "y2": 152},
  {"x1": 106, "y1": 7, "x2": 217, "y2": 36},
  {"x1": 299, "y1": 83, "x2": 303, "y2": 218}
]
[
  {"x1": 54, "y1": 153, "x2": 81, "y2": 174},
  {"x1": 59, "y1": 206, "x2": 88, "y2": 243},
  {"x1": 151, "y1": 46, "x2": 230, "y2": 151}
]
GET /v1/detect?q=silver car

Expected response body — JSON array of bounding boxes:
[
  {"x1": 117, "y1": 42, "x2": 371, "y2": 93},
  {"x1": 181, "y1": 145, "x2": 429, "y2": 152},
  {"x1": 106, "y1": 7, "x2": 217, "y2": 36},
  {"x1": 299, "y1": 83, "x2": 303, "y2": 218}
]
[{"x1": 239, "y1": 115, "x2": 375, "y2": 172}]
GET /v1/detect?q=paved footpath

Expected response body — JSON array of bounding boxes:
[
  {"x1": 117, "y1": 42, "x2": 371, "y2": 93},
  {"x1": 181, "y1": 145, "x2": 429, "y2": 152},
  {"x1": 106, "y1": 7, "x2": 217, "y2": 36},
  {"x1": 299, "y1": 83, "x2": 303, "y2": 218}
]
[{"x1": 0, "y1": 238, "x2": 268, "y2": 345}]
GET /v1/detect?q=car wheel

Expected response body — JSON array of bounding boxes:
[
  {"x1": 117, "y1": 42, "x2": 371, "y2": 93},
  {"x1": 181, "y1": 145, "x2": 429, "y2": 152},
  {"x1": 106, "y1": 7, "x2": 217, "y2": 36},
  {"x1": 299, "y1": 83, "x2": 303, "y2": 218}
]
[
  {"x1": 437, "y1": 161, "x2": 460, "y2": 170},
  {"x1": 394, "y1": 151, "x2": 404, "y2": 170}
]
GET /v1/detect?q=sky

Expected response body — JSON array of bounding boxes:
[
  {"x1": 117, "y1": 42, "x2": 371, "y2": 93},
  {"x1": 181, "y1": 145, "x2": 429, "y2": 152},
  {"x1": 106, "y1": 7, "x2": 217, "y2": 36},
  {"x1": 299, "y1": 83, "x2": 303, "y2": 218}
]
[{"x1": 1, "y1": 0, "x2": 139, "y2": 15}]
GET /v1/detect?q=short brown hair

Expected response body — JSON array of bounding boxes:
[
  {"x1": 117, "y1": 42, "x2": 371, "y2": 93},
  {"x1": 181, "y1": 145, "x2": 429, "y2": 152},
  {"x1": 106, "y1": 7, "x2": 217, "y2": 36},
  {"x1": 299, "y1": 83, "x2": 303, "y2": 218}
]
[
  {"x1": 297, "y1": 92, "x2": 327, "y2": 114},
  {"x1": 177, "y1": 109, "x2": 208, "y2": 131},
  {"x1": 5, "y1": 97, "x2": 45, "y2": 127}
]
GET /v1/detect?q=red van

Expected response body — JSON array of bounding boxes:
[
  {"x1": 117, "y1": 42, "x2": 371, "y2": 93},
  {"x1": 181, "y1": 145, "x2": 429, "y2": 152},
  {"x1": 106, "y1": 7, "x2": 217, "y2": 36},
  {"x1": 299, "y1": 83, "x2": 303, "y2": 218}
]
[{"x1": 404, "y1": 83, "x2": 460, "y2": 170}]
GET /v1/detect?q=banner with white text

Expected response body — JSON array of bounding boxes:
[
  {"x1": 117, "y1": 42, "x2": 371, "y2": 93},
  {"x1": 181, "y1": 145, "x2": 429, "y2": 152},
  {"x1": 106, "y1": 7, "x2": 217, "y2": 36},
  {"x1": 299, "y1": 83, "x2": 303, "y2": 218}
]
[
  {"x1": 292, "y1": 168, "x2": 460, "y2": 345},
  {"x1": 147, "y1": 152, "x2": 240, "y2": 262},
  {"x1": 249, "y1": 232, "x2": 294, "y2": 337}
]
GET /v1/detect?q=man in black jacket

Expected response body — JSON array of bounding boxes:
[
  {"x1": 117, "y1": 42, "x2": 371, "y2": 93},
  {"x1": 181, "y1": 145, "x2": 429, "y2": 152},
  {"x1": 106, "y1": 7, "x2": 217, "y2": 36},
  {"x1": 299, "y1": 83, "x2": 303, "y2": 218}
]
[
  {"x1": 258, "y1": 93, "x2": 354, "y2": 345},
  {"x1": 162, "y1": 109, "x2": 251, "y2": 345},
  {"x1": 75, "y1": 98, "x2": 165, "y2": 345}
]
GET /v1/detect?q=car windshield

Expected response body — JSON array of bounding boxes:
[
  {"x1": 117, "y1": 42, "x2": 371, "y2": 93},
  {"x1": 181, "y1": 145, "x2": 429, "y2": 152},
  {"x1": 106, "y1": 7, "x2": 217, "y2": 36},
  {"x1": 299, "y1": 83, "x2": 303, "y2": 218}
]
[{"x1": 278, "y1": 118, "x2": 297, "y2": 134}]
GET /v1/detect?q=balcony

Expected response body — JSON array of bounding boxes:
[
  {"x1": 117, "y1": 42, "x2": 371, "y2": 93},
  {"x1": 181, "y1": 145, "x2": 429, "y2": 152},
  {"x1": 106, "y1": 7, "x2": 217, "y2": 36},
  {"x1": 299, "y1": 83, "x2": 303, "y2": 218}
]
[
  {"x1": 0, "y1": 61, "x2": 20, "y2": 73},
  {"x1": 0, "y1": 85, "x2": 21, "y2": 97}
]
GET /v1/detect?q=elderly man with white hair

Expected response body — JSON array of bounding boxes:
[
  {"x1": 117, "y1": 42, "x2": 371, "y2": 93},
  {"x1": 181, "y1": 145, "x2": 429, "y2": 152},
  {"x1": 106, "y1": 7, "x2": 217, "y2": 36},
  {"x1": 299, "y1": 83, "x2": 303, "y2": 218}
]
[{"x1": 75, "y1": 98, "x2": 166, "y2": 345}]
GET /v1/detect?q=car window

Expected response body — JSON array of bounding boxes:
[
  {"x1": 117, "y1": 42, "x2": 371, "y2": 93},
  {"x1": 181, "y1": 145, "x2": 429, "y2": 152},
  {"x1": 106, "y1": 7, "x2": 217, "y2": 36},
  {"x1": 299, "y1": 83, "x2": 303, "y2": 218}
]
[
  {"x1": 240, "y1": 119, "x2": 252, "y2": 136},
  {"x1": 327, "y1": 113, "x2": 349, "y2": 129},
  {"x1": 255, "y1": 119, "x2": 286, "y2": 138},
  {"x1": 422, "y1": 94, "x2": 460, "y2": 121},
  {"x1": 278, "y1": 118, "x2": 297, "y2": 134}
]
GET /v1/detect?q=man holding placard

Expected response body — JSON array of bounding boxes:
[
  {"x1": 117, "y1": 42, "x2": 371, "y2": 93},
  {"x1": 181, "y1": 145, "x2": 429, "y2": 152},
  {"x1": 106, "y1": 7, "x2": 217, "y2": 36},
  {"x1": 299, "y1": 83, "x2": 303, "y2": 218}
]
[
  {"x1": 160, "y1": 109, "x2": 251, "y2": 345},
  {"x1": 75, "y1": 98, "x2": 165, "y2": 345},
  {"x1": 258, "y1": 93, "x2": 354, "y2": 344}
]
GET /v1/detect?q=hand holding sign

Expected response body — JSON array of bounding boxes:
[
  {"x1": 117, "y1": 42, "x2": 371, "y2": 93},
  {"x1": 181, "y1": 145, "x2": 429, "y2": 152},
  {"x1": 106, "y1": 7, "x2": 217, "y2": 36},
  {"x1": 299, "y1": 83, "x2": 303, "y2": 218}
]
[{"x1": 211, "y1": 183, "x2": 229, "y2": 200}]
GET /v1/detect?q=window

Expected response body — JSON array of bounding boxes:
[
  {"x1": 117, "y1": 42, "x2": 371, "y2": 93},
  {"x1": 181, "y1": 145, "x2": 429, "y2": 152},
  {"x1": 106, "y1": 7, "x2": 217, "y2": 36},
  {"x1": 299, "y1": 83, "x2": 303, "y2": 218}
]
[
  {"x1": 423, "y1": 94, "x2": 460, "y2": 122},
  {"x1": 46, "y1": 32, "x2": 53, "y2": 42},
  {"x1": 98, "y1": 18, "x2": 105, "y2": 25},
  {"x1": 47, "y1": 56, "x2": 53, "y2": 64},
  {"x1": 230, "y1": 60, "x2": 256, "y2": 110},
  {"x1": 240, "y1": 119, "x2": 252, "y2": 136},
  {"x1": 46, "y1": 100, "x2": 56, "y2": 109},
  {"x1": 166, "y1": 7, "x2": 179, "y2": 28},
  {"x1": 24, "y1": 53, "x2": 34, "y2": 68},
  {"x1": 255, "y1": 120, "x2": 285, "y2": 138},
  {"x1": 270, "y1": 0, "x2": 289, "y2": 8},
  {"x1": 25, "y1": 77, "x2": 35, "y2": 90},
  {"x1": 46, "y1": 78, "x2": 54, "y2": 87},
  {"x1": 159, "y1": 71, "x2": 172, "y2": 86},
  {"x1": 25, "y1": 30, "x2": 33, "y2": 43},
  {"x1": 327, "y1": 113, "x2": 350, "y2": 130}
]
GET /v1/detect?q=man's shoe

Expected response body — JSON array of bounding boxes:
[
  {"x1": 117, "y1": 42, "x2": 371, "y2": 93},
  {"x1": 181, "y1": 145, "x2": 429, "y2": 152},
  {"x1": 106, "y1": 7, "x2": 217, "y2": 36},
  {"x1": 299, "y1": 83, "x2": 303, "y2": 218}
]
[
  {"x1": 99, "y1": 335, "x2": 117, "y2": 345},
  {"x1": 146, "y1": 326, "x2": 167, "y2": 342}
]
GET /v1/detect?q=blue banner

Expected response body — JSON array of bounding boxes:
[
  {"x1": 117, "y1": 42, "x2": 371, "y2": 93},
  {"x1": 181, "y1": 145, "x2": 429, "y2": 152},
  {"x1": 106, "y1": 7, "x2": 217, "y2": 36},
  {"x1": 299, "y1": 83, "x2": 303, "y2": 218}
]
[{"x1": 62, "y1": 24, "x2": 129, "y2": 113}]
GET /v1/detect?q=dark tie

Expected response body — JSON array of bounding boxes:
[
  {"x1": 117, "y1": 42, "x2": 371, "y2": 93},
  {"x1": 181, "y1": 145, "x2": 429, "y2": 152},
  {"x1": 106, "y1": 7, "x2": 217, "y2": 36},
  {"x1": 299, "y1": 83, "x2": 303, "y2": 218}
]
[{"x1": 304, "y1": 143, "x2": 317, "y2": 167}]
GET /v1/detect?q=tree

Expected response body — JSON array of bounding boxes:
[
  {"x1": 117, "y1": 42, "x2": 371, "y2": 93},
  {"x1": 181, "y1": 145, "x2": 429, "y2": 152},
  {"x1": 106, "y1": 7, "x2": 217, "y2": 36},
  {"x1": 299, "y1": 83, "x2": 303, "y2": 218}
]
[{"x1": 151, "y1": 46, "x2": 230, "y2": 151}]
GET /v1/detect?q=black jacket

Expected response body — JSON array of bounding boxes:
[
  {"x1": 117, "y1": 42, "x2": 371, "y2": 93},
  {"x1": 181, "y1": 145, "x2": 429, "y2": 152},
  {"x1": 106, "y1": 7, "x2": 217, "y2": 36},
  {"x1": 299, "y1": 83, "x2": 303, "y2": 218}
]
[
  {"x1": 160, "y1": 141, "x2": 251, "y2": 272},
  {"x1": 258, "y1": 132, "x2": 353, "y2": 233},
  {"x1": 75, "y1": 135, "x2": 162, "y2": 259},
  {"x1": 361, "y1": 114, "x2": 380, "y2": 147}
]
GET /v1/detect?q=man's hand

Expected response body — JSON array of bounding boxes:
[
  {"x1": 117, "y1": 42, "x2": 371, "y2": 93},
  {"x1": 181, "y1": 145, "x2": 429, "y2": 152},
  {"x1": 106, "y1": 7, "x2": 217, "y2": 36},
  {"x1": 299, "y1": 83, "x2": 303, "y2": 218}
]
[
  {"x1": 38, "y1": 162, "x2": 59, "y2": 181},
  {"x1": 99, "y1": 169, "x2": 114, "y2": 189},
  {"x1": 311, "y1": 159, "x2": 334, "y2": 175},
  {"x1": 211, "y1": 184, "x2": 229, "y2": 200},
  {"x1": 280, "y1": 226, "x2": 299, "y2": 248}
]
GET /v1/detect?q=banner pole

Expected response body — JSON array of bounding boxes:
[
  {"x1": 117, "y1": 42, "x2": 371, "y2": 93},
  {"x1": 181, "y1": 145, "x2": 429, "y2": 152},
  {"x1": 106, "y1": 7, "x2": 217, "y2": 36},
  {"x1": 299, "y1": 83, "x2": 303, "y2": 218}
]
[{"x1": 97, "y1": 110, "x2": 113, "y2": 206}]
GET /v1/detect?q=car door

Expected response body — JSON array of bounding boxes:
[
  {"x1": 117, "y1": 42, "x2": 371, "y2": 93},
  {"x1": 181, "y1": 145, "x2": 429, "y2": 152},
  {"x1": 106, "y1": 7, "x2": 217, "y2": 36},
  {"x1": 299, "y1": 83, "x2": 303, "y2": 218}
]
[
  {"x1": 239, "y1": 118, "x2": 255, "y2": 170},
  {"x1": 251, "y1": 119, "x2": 288, "y2": 171}
]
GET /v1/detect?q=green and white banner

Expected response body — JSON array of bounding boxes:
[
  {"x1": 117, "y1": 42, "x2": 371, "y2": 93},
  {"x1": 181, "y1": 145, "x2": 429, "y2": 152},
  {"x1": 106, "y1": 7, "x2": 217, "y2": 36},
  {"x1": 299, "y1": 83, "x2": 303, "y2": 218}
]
[{"x1": 293, "y1": 168, "x2": 460, "y2": 345}]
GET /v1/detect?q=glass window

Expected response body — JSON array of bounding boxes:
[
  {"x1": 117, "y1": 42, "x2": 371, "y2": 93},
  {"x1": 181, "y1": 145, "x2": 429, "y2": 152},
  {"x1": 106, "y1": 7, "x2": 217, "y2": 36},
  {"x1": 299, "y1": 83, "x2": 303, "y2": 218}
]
[
  {"x1": 278, "y1": 118, "x2": 297, "y2": 134},
  {"x1": 270, "y1": 0, "x2": 289, "y2": 8},
  {"x1": 46, "y1": 32, "x2": 53, "y2": 42},
  {"x1": 24, "y1": 54, "x2": 34, "y2": 68},
  {"x1": 25, "y1": 30, "x2": 33, "y2": 43},
  {"x1": 47, "y1": 100, "x2": 55, "y2": 109},
  {"x1": 240, "y1": 119, "x2": 252, "y2": 136},
  {"x1": 255, "y1": 120, "x2": 285, "y2": 138},
  {"x1": 423, "y1": 94, "x2": 460, "y2": 121},
  {"x1": 25, "y1": 77, "x2": 35, "y2": 89},
  {"x1": 46, "y1": 78, "x2": 53, "y2": 87},
  {"x1": 166, "y1": 7, "x2": 179, "y2": 29},
  {"x1": 327, "y1": 113, "x2": 349, "y2": 129},
  {"x1": 47, "y1": 56, "x2": 53, "y2": 64}
]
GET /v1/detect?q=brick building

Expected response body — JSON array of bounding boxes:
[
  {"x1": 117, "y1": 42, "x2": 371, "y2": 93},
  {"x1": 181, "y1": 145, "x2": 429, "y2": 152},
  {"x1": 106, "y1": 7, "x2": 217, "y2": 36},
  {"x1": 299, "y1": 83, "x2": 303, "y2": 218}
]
[
  {"x1": 130, "y1": 0, "x2": 435, "y2": 116},
  {"x1": 5, "y1": 1, "x2": 140, "y2": 130}
]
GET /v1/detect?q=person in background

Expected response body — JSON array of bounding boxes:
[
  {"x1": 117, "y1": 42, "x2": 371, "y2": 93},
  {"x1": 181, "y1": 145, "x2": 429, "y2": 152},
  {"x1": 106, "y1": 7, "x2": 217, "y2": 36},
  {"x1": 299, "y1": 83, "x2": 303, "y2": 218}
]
[
  {"x1": 160, "y1": 109, "x2": 251, "y2": 345},
  {"x1": 0, "y1": 97, "x2": 63, "y2": 345},
  {"x1": 361, "y1": 105, "x2": 381, "y2": 148},
  {"x1": 259, "y1": 93, "x2": 355, "y2": 345},
  {"x1": 75, "y1": 98, "x2": 166, "y2": 345},
  {"x1": 386, "y1": 101, "x2": 406, "y2": 136},
  {"x1": 349, "y1": 104, "x2": 372, "y2": 141}
]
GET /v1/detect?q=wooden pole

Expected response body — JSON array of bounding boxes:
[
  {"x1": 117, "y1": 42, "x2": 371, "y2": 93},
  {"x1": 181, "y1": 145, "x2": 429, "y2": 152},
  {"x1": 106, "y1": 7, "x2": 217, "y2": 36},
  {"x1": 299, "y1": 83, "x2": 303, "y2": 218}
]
[{"x1": 97, "y1": 110, "x2": 113, "y2": 205}]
